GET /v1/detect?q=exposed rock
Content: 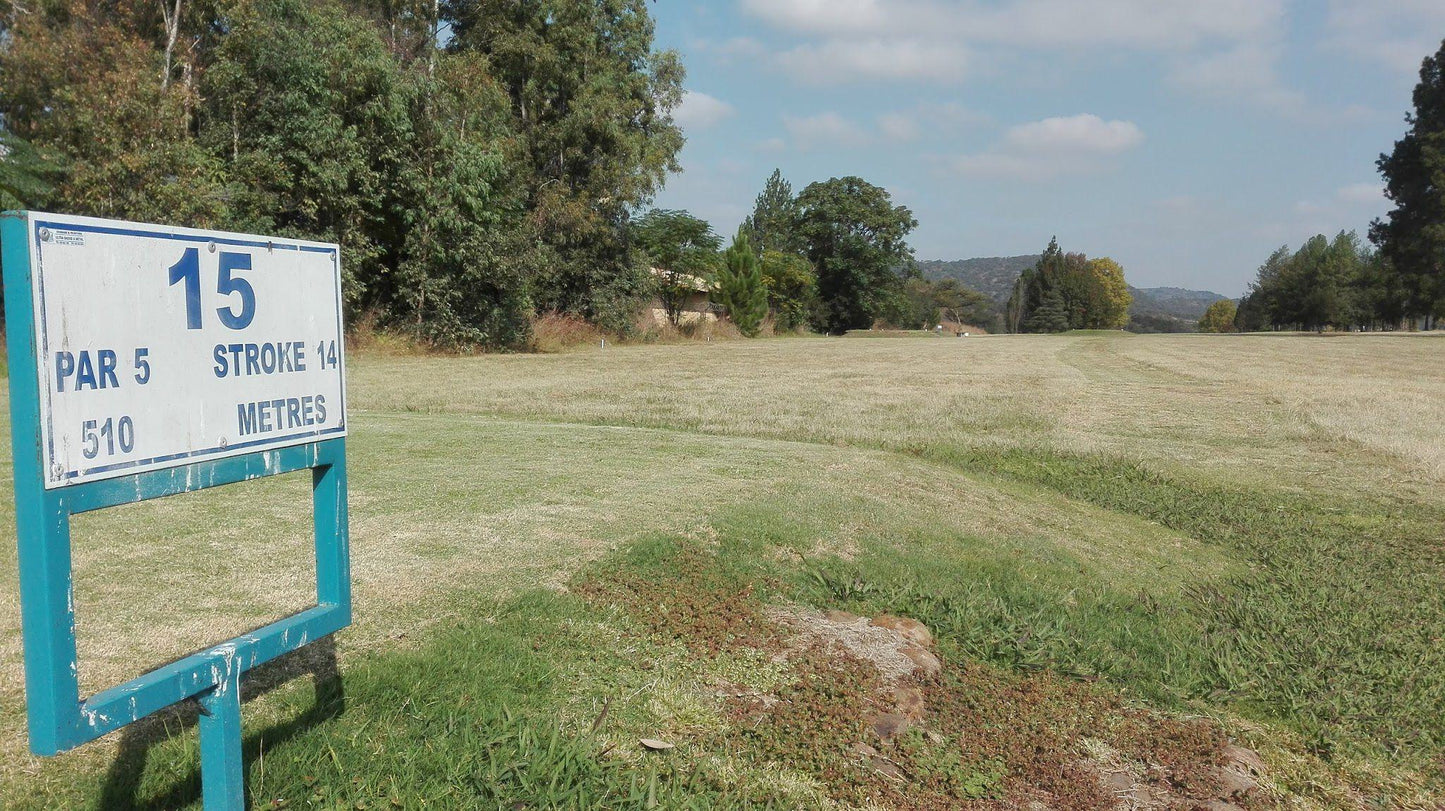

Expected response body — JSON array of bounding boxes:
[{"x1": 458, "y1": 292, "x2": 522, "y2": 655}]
[
  {"x1": 899, "y1": 644, "x2": 942, "y2": 678},
  {"x1": 849, "y1": 740, "x2": 905, "y2": 781},
  {"x1": 849, "y1": 741, "x2": 880, "y2": 758},
  {"x1": 870, "y1": 614, "x2": 934, "y2": 647},
  {"x1": 871, "y1": 712, "x2": 911, "y2": 742},
  {"x1": 1222, "y1": 743, "x2": 1265, "y2": 776},
  {"x1": 871, "y1": 758, "x2": 907, "y2": 782},
  {"x1": 1215, "y1": 765, "x2": 1258, "y2": 799},
  {"x1": 767, "y1": 606, "x2": 930, "y2": 683},
  {"x1": 1100, "y1": 769, "x2": 1134, "y2": 794},
  {"x1": 892, "y1": 685, "x2": 926, "y2": 723},
  {"x1": 1084, "y1": 744, "x2": 1259, "y2": 811}
]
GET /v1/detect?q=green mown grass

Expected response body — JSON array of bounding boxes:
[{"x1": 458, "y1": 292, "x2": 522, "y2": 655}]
[
  {"x1": 926, "y1": 446, "x2": 1445, "y2": 763},
  {"x1": 2, "y1": 333, "x2": 1443, "y2": 807},
  {"x1": 17, "y1": 588, "x2": 771, "y2": 810}
]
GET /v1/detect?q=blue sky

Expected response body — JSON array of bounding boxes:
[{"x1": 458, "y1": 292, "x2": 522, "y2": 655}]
[{"x1": 647, "y1": 1, "x2": 1445, "y2": 296}]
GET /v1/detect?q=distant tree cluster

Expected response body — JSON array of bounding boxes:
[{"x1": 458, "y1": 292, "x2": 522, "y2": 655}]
[
  {"x1": 1197, "y1": 300, "x2": 1238, "y2": 333},
  {"x1": 1234, "y1": 233, "x2": 1396, "y2": 332},
  {"x1": 11, "y1": 1, "x2": 1431, "y2": 348},
  {"x1": 1223, "y1": 41, "x2": 1445, "y2": 334},
  {"x1": 632, "y1": 209, "x2": 721, "y2": 328},
  {"x1": 639, "y1": 170, "x2": 918, "y2": 336},
  {"x1": 900, "y1": 278, "x2": 1000, "y2": 332},
  {"x1": 1004, "y1": 238, "x2": 1131, "y2": 333}
]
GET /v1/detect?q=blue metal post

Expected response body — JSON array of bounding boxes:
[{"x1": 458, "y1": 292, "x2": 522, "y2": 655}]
[
  {"x1": 198, "y1": 652, "x2": 244, "y2": 810},
  {"x1": 313, "y1": 447, "x2": 351, "y2": 618},
  {"x1": 2, "y1": 212, "x2": 81, "y2": 755}
]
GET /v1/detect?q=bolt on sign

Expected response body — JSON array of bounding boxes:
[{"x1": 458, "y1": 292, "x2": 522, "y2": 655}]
[{"x1": 2, "y1": 211, "x2": 352, "y2": 809}]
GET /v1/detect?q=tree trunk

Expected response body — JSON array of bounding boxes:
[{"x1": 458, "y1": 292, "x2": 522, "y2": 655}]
[
  {"x1": 160, "y1": 0, "x2": 183, "y2": 90},
  {"x1": 428, "y1": 0, "x2": 439, "y2": 78}
]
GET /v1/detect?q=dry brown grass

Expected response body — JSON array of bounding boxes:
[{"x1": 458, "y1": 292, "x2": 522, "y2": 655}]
[
  {"x1": 349, "y1": 332, "x2": 1445, "y2": 504},
  {"x1": 528, "y1": 310, "x2": 611, "y2": 353}
]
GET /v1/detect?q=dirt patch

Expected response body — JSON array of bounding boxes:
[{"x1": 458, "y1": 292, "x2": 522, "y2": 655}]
[
  {"x1": 576, "y1": 541, "x2": 1267, "y2": 808},
  {"x1": 769, "y1": 606, "x2": 937, "y2": 684},
  {"x1": 739, "y1": 608, "x2": 1267, "y2": 810}
]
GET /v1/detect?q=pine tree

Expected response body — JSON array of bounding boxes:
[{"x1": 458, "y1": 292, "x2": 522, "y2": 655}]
[
  {"x1": 718, "y1": 231, "x2": 769, "y2": 337},
  {"x1": 745, "y1": 169, "x2": 801, "y2": 255},
  {"x1": 1025, "y1": 286, "x2": 1071, "y2": 333},
  {"x1": 1371, "y1": 38, "x2": 1445, "y2": 328},
  {"x1": 1007, "y1": 237, "x2": 1068, "y2": 333}
]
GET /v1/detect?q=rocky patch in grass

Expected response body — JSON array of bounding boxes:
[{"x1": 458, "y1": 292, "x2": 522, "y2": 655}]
[
  {"x1": 579, "y1": 540, "x2": 1269, "y2": 809},
  {"x1": 739, "y1": 607, "x2": 1266, "y2": 810}
]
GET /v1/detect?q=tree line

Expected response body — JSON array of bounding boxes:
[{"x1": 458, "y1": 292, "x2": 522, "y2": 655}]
[
  {"x1": 0, "y1": 0, "x2": 685, "y2": 349},
  {"x1": 0, "y1": 0, "x2": 937, "y2": 345},
  {"x1": 1230, "y1": 39, "x2": 1445, "y2": 333},
  {"x1": 5, "y1": 2, "x2": 1438, "y2": 344},
  {"x1": 639, "y1": 179, "x2": 1137, "y2": 337},
  {"x1": 1232, "y1": 232, "x2": 1397, "y2": 332}
]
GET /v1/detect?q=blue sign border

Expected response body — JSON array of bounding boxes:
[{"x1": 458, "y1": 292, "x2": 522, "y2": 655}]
[{"x1": 3, "y1": 212, "x2": 352, "y2": 806}]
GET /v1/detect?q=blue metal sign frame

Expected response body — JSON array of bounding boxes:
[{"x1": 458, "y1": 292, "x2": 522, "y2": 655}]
[{"x1": 2, "y1": 212, "x2": 351, "y2": 808}]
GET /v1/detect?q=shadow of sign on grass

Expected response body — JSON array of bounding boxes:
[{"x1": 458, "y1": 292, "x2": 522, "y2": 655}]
[{"x1": 96, "y1": 636, "x2": 344, "y2": 810}]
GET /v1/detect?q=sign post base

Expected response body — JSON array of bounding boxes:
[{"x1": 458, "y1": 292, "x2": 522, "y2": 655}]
[
  {"x1": 198, "y1": 652, "x2": 245, "y2": 810},
  {"x1": 198, "y1": 655, "x2": 245, "y2": 810}
]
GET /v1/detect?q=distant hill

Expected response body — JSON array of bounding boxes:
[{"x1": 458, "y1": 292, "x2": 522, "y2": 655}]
[
  {"x1": 918, "y1": 256, "x2": 1038, "y2": 302},
  {"x1": 1126, "y1": 287, "x2": 1230, "y2": 333},
  {"x1": 1129, "y1": 287, "x2": 1229, "y2": 321},
  {"x1": 918, "y1": 256, "x2": 1229, "y2": 332}
]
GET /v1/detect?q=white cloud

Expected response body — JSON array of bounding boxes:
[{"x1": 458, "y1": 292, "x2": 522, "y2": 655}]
[
  {"x1": 1167, "y1": 44, "x2": 1305, "y2": 113},
  {"x1": 776, "y1": 38, "x2": 968, "y2": 84},
  {"x1": 930, "y1": 103, "x2": 993, "y2": 130},
  {"x1": 951, "y1": 152, "x2": 1061, "y2": 182},
  {"x1": 877, "y1": 112, "x2": 921, "y2": 142},
  {"x1": 781, "y1": 105, "x2": 987, "y2": 150},
  {"x1": 1003, "y1": 114, "x2": 1144, "y2": 154},
  {"x1": 1286, "y1": 182, "x2": 1390, "y2": 241},
  {"x1": 783, "y1": 112, "x2": 872, "y2": 149},
  {"x1": 741, "y1": 0, "x2": 1283, "y2": 49},
  {"x1": 694, "y1": 36, "x2": 768, "y2": 63},
  {"x1": 1326, "y1": 0, "x2": 1445, "y2": 74},
  {"x1": 740, "y1": 0, "x2": 1304, "y2": 113},
  {"x1": 739, "y1": 0, "x2": 891, "y2": 36},
  {"x1": 755, "y1": 137, "x2": 787, "y2": 154},
  {"x1": 951, "y1": 113, "x2": 1144, "y2": 181},
  {"x1": 673, "y1": 91, "x2": 736, "y2": 131}
]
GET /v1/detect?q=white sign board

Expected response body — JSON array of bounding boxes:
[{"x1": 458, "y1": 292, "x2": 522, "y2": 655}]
[{"x1": 19, "y1": 212, "x2": 346, "y2": 488}]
